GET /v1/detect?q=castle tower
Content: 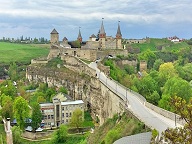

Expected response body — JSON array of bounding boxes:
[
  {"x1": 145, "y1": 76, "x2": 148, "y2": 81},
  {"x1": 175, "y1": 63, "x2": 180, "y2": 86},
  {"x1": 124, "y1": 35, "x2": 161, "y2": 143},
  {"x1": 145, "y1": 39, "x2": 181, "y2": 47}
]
[
  {"x1": 116, "y1": 21, "x2": 122, "y2": 49},
  {"x1": 99, "y1": 19, "x2": 106, "y2": 49},
  {"x1": 50, "y1": 28, "x2": 59, "y2": 44},
  {"x1": 77, "y1": 27, "x2": 82, "y2": 43}
]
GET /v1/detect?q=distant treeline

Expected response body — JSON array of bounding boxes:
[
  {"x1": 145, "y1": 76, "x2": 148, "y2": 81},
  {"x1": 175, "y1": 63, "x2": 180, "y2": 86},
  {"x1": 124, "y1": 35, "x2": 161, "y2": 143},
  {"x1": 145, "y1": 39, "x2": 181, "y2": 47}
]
[{"x1": 0, "y1": 36, "x2": 50, "y2": 44}]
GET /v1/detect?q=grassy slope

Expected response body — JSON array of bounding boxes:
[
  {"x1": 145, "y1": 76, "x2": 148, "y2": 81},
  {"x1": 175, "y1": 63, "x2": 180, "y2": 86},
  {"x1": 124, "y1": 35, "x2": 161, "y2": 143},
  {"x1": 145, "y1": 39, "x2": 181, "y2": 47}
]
[
  {"x1": 0, "y1": 42, "x2": 49, "y2": 64},
  {"x1": 88, "y1": 113, "x2": 149, "y2": 144},
  {"x1": 0, "y1": 124, "x2": 6, "y2": 144},
  {"x1": 129, "y1": 38, "x2": 189, "y2": 52}
]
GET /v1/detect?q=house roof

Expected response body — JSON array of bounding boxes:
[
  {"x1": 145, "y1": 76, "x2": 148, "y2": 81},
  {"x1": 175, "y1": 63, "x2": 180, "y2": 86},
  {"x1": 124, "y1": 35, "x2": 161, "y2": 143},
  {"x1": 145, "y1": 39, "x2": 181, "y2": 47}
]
[
  {"x1": 50, "y1": 28, "x2": 59, "y2": 34},
  {"x1": 91, "y1": 34, "x2": 96, "y2": 38},
  {"x1": 61, "y1": 100, "x2": 84, "y2": 106},
  {"x1": 40, "y1": 103, "x2": 54, "y2": 107},
  {"x1": 63, "y1": 37, "x2": 68, "y2": 41}
]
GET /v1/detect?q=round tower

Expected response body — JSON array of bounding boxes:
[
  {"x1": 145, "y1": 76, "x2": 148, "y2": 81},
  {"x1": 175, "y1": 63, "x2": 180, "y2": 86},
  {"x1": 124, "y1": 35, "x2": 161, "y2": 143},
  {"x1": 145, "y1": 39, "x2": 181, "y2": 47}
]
[{"x1": 50, "y1": 28, "x2": 59, "y2": 44}]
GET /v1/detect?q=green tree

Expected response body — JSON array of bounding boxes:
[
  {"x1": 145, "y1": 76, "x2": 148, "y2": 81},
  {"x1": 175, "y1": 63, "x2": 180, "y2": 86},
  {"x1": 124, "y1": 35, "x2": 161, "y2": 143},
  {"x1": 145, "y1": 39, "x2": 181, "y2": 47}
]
[
  {"x1": 1, "y1": 97, "x2": 13, "y2": 120},
  {"x1": 59, "y1": 86, "x2": 68, "y2": 94},
  {"x1": 158, "y1": 62, "x2": 177, "y2": 86},
  {"x1": 70, "y1": 108, "x2": 84, "y2": 132},
  {"x1": 153, "y1": 59, "x2": 164, "y2": 71},
  {"x1": 139, "y1": 49, "x2": 156, "y2": 69},
  {"x1": 13, "y1": 96, "x2": 30, "y2": 129},
  {"x1": 160, "y1": 96, "x2": 192, "y2": 143},
  {"x1": 8, "y1": 62, "x2": 18, "y2": 81},
  {"x1": 0, "y1": 80, "x2": 17, "y2": 98},
  {"x1": 12, "y1": 126, "x2": 22, "y2": 144},
  {"x1": 158, "y1": 77, "x2": 192, "y2": 111},
  {"x1": 52, "y1": 124, "x2": 68, "y2": 143},
  {"x1": 138, "y1": 74, "x2": 160, "y2": 104},
  {"x1": 71, "y1": 40, "x2": 81, "y2": 48},
  {"x1": 31, "y1": 103, "x2": 42, "y2": 131}
]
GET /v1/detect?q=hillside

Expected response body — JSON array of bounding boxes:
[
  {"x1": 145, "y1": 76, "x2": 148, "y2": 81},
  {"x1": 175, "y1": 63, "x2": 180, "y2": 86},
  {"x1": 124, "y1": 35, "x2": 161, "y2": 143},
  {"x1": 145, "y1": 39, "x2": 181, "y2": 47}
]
[
  {"x1": 0, "y1": 42, "x2": 49, "y2": 64},
  {"x1": 88, "y1": 112, "x2": 150, "y2": 144},
  {"x1": 126, "y1": 38, "x2": 190, "y2": 52}
]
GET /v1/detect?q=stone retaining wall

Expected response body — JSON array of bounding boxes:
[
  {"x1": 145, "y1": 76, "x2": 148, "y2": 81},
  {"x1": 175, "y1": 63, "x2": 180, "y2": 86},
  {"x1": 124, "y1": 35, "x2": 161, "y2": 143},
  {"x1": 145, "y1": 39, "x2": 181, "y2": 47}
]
[{"x1": 145, "y1": 102, "x2": 186, "y2": 125}]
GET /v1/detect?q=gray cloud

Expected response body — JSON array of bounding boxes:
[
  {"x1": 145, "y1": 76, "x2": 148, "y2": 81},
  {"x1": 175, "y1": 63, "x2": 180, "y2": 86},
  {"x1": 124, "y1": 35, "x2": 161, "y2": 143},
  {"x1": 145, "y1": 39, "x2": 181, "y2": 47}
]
[{"x1": 0, "y1": 0, "x2": 191, "y2": 39}]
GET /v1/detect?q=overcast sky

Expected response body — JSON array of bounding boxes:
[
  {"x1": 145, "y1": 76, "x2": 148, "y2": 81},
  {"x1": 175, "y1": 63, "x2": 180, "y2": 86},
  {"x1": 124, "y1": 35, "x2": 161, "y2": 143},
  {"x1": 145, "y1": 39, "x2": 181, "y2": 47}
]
[{"x1": 0, "y1": 0, "x2": 192, "y2": 41}]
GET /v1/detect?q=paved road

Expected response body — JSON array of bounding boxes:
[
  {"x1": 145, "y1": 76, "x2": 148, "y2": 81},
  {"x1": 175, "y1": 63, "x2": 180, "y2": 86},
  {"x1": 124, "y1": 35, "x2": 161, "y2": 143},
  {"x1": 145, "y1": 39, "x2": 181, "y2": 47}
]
[{"x1": 89, "y1": 62, "x2": 181, "y2": 133}]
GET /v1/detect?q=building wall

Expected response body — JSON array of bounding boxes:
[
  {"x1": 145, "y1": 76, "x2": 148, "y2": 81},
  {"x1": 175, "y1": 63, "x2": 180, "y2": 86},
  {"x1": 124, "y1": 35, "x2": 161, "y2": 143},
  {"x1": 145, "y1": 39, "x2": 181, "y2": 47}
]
[
  {"x1": 116, "y1": 38, "x2": 122, "y2": 49},
  {"x1": 100, "y1": 38, "x2": 106, "y2": 49},
  {"x1": 50, "y1": 34, "x2": 59, "y2": 44}
]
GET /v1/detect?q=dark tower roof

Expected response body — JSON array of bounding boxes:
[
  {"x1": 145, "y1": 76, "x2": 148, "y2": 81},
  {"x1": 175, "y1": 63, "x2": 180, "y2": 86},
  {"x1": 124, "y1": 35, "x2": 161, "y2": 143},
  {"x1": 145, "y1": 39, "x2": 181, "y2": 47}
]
[
  {"x1": 116, "y1": 23, "x2": 122, "y2": 38},
  {"x1": 50, "y1": 28, "x2": 59, "y2": 34},
  {"x1": 77, "y1": 28, "x2": 82, "y2": 39},
  {"x1": 100, "y1": 20, "x2": 106, "y2": 35},
  {"x1": 90, "y1": 34, "x2": 96, "y2": 38}
]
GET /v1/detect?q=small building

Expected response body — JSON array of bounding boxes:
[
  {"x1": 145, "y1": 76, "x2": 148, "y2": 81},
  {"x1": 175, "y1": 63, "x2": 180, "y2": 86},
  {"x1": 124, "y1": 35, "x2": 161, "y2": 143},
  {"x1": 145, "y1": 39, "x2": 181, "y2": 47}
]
[{"x1": 40, "y1": 93, "x2": 84, "y2": 128}]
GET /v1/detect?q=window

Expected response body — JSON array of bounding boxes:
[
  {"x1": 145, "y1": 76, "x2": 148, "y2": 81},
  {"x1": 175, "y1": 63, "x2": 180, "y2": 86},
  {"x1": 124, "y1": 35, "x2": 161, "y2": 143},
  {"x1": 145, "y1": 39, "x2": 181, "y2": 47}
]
[
  {"x1": 44, "y1": 115, "x2": 47, "y2": 119},
  {"x1": 48, "y1": 115, "x2": 50, "y2": 119},
  {"x1": 62, "y1": 107, "x2": 64, "y2": 111},
  {"x1": 69, "y1": 112, "x2": 71, "y2": 117},
  {"x1": 66, "y1": 113, "x2": 68, "y2": 117},
  {"x1": 62, "y1": 120, "x2": 64, "y2": 123},
  {"x1": 66, "y1": 119, "x2": 68, "y2": 123},
  {"x1": 66, "y1": 106, "x2": 68, "y2": 110},
  {"x1": 62, "y1": 113, "x2": 64, "y2": 118},
  {"x1": 51, "y1": 115, "x2": 54, "y2": 119},
  {"x1": 56, "y1": 105, "x2": 60, "y2": 118}
]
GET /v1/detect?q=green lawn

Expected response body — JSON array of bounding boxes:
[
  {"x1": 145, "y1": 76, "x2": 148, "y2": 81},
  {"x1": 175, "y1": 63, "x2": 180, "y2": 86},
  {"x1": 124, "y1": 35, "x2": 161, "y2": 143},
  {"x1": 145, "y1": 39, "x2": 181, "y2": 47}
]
[{"x1": 0, "y1": 42, "x2": 49, "y2": 64}]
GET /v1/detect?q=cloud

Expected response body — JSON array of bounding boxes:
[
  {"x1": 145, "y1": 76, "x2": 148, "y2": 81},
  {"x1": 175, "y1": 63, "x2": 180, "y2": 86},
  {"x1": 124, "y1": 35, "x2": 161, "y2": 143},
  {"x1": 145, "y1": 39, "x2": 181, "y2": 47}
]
[{"x1": 0, "y1": 0, "x2": 192, "y2": 39}]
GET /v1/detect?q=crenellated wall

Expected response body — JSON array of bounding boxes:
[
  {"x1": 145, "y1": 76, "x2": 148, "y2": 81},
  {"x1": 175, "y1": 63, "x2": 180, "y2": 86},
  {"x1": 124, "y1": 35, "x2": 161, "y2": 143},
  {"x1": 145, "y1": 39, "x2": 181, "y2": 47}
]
[{"x1": 26, "y1": 64, "x2": 125, "y2": 125}]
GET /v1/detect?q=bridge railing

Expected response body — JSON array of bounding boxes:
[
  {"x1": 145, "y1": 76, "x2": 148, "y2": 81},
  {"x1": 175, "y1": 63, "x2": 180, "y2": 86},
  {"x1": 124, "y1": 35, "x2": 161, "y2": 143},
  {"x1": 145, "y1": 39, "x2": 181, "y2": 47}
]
[{"x1": 104, "y1": 76, "x2": 146, "y2": 104}]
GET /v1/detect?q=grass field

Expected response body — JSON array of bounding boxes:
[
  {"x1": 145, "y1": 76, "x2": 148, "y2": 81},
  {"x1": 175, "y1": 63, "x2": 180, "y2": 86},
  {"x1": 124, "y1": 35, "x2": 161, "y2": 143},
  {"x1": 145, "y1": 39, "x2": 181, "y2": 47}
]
[
  {"x1": 129, "y1": 38, "x2": 189, "y2": 52},
  {"x1": 0, "y1": 42, "x2": 49, "y2": 64}
]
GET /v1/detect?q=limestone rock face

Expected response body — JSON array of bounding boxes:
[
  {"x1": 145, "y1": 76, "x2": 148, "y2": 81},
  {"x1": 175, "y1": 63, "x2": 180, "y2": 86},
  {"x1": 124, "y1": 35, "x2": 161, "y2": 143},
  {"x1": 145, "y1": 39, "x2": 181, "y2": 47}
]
[{"x1": 26, "y1": 65, "x2": 125, "y2": 125}]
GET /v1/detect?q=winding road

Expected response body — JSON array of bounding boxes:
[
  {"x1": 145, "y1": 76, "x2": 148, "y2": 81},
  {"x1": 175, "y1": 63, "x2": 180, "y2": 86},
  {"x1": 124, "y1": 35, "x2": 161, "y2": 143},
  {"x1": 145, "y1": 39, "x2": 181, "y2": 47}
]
[{"x1": 89, "y1": 62, "x2": 182, "y2": 134}]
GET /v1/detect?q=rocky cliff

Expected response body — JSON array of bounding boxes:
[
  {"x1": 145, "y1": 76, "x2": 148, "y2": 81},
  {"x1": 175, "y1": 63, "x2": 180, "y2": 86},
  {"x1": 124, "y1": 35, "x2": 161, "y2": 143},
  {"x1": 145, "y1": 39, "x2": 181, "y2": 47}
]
[{"x1": 26, "y1": 63, "x2": 125, "y2": 125}]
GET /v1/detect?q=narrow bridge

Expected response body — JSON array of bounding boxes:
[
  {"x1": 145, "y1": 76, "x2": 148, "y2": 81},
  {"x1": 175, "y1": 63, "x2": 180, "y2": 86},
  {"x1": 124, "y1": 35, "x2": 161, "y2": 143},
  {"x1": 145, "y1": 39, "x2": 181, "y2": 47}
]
[{"x1": 89, "y1": 62, "x2": 182, "y2": 134}]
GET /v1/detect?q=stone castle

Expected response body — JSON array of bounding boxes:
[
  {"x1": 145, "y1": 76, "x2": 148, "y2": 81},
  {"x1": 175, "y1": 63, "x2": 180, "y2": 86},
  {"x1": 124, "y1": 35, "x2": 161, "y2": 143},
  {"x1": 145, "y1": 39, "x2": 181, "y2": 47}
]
[{"x1": 48, "y1": 21, "x2": 127, "y2": 61}]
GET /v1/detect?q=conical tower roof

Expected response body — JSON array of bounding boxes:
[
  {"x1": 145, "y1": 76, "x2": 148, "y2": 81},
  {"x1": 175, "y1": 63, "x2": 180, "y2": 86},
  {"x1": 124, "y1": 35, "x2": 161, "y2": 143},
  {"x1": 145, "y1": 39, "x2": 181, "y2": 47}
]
[
  {"x1": 77, "y1": 28, "x2": 82, "y2": 39},
  {"x1": 100, "y1": 20, "x2": 106, "y2": 35},
  {"x1": 50, "y1": 28, "x2": 59, "y2": 34},
  {"x1": 116, "y1": 23, "x2": 122, "y2": 38}
]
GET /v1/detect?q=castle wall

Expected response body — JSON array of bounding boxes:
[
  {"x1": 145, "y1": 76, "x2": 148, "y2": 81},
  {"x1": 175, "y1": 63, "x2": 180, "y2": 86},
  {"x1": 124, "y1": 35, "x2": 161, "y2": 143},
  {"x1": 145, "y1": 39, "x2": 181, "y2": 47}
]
[
  {"x1": 126, "y1": 39, "x2": 146, "y2": 44},
  {"x1": 81, "y1": 41, "x2": 99, "y2": 49},
  {"x1": 105, "y1": 39, "x2": 116, "y2": 49},
  {"x1": 61, "y1": 55, "x2": 96, "y2": 77}
]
